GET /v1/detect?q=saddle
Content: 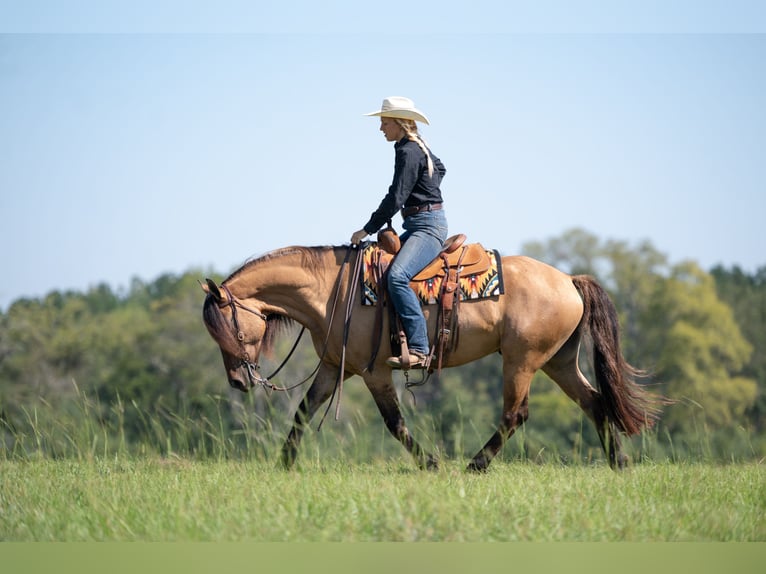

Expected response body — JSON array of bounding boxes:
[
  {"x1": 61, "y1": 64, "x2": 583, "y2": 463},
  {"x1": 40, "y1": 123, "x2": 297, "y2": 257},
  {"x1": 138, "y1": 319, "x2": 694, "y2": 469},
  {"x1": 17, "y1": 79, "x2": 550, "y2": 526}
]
[
  {"x1": 370, "y1": 231, "x2": 487, "y2": 374},
  {"x1": 376, "y1": 231, "x2": 492, "y2": 282}
]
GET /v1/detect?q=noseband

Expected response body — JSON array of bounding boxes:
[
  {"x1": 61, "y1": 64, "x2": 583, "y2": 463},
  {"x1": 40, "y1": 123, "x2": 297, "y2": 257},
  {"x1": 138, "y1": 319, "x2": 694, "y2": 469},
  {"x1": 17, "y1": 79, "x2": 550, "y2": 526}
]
[{"x1": 219, "y1": 284, "x2": 269, "y2": 387}]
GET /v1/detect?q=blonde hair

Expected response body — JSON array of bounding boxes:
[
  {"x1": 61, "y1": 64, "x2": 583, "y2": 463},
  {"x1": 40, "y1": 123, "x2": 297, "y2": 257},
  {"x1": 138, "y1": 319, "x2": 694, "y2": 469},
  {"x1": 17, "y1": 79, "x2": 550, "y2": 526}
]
[{"x1": 394, "y1": 118, "x2": 435, "y2": 177}]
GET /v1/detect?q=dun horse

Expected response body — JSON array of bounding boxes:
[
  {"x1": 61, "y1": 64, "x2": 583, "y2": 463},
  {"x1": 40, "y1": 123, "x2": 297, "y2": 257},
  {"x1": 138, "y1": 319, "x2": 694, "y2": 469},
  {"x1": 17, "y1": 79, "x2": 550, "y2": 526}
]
[{"x1": 201, "y1": 244, "x2": 661, "y2": 471}]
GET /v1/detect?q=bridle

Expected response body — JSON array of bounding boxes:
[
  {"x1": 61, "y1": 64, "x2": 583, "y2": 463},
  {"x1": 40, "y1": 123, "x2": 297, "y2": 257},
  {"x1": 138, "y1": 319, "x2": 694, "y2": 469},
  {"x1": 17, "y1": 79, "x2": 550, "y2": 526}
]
[
  {"x1": 218, "y1": 284, "x2": 308, "y2": 392},
  {"x1": 217, "y1": 245, "x2": 362, "y2": 403},
  {"x1": 218, "y1": 284, "x2": 268, "y2": 385},
  {"x1": 217, "y1": 282, "x2": 306, "y2": 391}
]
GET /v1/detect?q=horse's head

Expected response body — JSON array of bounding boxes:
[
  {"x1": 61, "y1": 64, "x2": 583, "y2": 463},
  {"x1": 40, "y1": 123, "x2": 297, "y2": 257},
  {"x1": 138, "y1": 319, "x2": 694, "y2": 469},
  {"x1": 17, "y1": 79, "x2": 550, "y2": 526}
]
[{"x1": 201, "y1": 278, "x2": 269, "y2": 392}]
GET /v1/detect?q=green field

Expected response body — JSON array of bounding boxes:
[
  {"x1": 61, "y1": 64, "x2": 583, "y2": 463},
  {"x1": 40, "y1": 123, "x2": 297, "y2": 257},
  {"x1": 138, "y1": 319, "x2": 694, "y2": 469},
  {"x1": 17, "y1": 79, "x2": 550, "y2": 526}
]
[{"x1": 1, "y1": 458, "x2": 763, "y2": 542}]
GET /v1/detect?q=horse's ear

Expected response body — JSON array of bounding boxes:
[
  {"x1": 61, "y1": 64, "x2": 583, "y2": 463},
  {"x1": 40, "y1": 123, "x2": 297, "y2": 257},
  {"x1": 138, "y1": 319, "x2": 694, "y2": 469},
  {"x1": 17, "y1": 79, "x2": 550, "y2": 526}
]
[{"x1": 202, "y1": 278, "x2": 224, "y2": 303}]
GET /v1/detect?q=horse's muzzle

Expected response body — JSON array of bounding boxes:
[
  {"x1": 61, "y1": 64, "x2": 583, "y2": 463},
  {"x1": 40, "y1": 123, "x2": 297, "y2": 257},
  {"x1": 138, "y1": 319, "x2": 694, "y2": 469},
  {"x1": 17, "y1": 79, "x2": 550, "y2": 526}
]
[{"x1": 228, "y1": 374, "x2": 253, "y2": 393}]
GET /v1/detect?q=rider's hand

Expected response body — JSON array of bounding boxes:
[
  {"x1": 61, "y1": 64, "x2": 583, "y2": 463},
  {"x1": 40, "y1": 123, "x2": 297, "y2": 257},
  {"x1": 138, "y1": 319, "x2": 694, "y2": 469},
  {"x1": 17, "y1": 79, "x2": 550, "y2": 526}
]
[{"x1": 350, "y1": 229, "x2": 368, "y2": 245}]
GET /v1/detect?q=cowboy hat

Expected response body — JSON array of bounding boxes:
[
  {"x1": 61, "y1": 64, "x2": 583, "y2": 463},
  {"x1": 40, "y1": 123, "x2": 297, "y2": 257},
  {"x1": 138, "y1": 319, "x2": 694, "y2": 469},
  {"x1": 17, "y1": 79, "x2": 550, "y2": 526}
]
[{"x1": 365, "y1": 96, "x2": 430, "y2": 125}]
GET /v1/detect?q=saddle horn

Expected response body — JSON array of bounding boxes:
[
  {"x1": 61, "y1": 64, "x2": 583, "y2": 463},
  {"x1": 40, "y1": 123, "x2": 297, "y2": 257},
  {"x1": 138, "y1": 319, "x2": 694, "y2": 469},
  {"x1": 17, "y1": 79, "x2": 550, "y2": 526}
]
[{"x1": 377, "y1": 221, "x2": 401, "y2": 255}]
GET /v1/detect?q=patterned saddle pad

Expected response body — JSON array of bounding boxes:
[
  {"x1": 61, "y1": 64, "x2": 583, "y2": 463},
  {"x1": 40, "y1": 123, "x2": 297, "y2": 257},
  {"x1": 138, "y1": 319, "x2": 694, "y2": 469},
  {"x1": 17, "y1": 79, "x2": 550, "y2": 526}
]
[{"x1": 361, "y1": 243, "x2": 504, "y2": 306}]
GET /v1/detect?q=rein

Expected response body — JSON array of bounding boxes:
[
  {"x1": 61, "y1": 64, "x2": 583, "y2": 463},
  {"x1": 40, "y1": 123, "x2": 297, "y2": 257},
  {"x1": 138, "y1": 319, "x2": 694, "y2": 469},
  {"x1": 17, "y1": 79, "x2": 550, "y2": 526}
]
[
  {"x1": 319, "y1": 243, "x2": 365, "y2": 427},
  {"x1": 221, "y1": 246, "x2": 361, "y2": 401}
]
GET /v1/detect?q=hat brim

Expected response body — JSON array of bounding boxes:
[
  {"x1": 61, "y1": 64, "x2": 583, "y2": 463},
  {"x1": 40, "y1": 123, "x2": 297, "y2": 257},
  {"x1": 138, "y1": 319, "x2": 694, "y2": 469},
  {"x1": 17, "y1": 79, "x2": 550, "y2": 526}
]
[{"x1": 365, "y1": 109, "x2": 430, "y2": 125}]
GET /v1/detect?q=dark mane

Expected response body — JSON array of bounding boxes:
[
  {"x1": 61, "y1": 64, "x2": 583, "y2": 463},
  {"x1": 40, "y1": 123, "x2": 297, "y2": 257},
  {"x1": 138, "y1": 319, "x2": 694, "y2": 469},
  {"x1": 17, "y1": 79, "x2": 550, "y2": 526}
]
[
  {"x1": 224, "y1": 245, "x2": 338, "y2": 283},
  {"x1": 261, "y1": 314, "x2": 296, "y2": 358},
  {"x1": 202, "y1": 294, "x2": 299, "y2": 358}
]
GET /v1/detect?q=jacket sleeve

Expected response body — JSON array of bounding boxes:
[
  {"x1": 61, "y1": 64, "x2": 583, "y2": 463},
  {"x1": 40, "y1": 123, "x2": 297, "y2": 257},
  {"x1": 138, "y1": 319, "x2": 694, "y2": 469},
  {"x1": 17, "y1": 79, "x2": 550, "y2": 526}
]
[{"x1": 362, "y1": 145, "x2": 420, "y2": 234}]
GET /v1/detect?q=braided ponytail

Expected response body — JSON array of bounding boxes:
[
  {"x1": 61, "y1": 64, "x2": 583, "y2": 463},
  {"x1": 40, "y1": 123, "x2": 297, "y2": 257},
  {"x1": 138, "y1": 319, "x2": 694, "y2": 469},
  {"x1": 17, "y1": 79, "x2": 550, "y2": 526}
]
[{"x1": 395, "y1": 118, "x2": 435, "y2": 177}]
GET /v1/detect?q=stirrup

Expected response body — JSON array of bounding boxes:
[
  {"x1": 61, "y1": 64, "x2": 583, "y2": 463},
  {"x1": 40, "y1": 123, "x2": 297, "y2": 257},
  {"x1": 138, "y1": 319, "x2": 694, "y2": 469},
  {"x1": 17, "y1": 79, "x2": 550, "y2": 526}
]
[{"x1": 386, "y1": 352, "x2": 429, "y2": 370}]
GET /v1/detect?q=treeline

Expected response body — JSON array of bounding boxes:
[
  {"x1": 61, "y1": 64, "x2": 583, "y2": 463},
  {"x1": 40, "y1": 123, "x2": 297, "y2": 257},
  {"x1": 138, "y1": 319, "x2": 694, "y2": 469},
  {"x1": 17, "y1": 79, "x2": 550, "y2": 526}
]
[{"x1": 1, "y1": 228, "x2": 763, "y2": 463}]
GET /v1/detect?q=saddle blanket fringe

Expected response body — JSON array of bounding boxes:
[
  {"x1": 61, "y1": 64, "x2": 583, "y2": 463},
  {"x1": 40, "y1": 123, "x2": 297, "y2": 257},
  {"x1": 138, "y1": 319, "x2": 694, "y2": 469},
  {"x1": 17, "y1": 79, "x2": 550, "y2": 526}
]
[{"x1": 361, "y1": 244, "x2": 504, "y2": 306}]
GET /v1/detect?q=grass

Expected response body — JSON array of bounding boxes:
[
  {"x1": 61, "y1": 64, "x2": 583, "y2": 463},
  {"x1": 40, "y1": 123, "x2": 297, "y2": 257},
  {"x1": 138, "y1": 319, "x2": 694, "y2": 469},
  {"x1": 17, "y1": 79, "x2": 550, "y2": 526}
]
[
  {"x1": 2, "y1": 387, "x2": 764, "y2": 542},
  {"x1": 1, "y1": 457, "x2": 763, "y2": 541}
]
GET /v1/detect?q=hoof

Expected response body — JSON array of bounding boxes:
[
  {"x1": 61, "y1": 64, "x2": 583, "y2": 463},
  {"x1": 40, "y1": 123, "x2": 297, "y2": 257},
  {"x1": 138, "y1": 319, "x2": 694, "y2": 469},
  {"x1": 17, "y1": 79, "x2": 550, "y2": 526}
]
[
  {"x1": 280, "y1": 449, "x2": 298, "y2": 471},
  {"x1": 419, "y1": 454, "x2": 439, "y2": 471},
  {"x1": 466, "y1": 458, "x2": 490, "y2": 473},
  {"x1": 616, "y1": 453, "x2": 630, "y2": 470},
  {"x1": 607, "y1": 451, "x2": 630, "y2": 470}
]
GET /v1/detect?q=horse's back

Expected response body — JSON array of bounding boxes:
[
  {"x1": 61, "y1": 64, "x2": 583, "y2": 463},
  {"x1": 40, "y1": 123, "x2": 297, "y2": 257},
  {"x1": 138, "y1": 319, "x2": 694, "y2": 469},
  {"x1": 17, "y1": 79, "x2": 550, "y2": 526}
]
[
  {"x1": 498, "y1": 255, "x2": 584, "y2": 340},
  {"x1": 501, "y1": 255, "x2": 577, "y2": 293}
]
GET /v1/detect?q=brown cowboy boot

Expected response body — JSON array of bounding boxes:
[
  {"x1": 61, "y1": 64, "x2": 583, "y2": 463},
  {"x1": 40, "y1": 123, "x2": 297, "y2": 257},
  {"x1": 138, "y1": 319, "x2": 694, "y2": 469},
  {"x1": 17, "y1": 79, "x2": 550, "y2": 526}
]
[{"x1": 386, "y1": 351, "x2": 430, "y2": 370}]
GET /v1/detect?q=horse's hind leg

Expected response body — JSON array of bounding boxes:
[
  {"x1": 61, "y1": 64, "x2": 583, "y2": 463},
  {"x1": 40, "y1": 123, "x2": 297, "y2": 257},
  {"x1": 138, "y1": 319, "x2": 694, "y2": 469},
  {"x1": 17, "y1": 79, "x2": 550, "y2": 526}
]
[
  {"x1": 363, "y1": 373, "x2": 438, "y2": 470},
  {"x1": 467, "y1": 359, "x2": 535, "y2": 472},
  {"x1": 281, "y1": 362, "x2": 345, "y2": 469},
  {"x1": 542, "y1": 339, "x2": 628, "y2": 468}
]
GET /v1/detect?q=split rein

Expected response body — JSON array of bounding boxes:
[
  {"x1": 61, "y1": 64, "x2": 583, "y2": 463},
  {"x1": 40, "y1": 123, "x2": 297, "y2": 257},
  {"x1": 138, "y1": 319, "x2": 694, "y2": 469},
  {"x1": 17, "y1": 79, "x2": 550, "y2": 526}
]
[{"x1": 222, "y1": 246, "x2": 364, "y2": 416}]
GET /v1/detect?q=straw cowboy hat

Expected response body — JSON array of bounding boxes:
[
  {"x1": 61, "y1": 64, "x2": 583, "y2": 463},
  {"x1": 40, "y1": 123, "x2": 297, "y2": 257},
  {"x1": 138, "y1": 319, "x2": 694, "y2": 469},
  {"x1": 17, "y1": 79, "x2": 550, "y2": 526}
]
[{"x1": 365, "y1": 96, "x2": 430, "y2": 125}]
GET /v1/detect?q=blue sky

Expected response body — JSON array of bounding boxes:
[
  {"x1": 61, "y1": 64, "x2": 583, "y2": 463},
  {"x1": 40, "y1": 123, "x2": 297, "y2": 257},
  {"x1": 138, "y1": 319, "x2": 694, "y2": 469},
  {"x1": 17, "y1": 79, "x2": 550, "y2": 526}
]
[{"x1": 1, "y1": 3, "x2": 765, "y2": 310}]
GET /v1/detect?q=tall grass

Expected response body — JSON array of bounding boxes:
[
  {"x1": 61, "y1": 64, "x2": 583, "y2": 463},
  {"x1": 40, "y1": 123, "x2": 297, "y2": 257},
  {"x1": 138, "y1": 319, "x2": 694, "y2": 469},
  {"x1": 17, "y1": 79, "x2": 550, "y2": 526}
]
[
  {"x1": 2, "y1": 384, "x2": 266, "y2": 462},
  {"x1": 1, "y1": 381, "x2": 763, "y2": 465}
]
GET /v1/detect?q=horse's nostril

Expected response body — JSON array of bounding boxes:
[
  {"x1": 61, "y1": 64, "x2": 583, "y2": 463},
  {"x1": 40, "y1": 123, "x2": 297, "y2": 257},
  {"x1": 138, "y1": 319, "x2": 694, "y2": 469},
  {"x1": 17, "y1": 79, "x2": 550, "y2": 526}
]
[{"x1": 228, "y1": 378, "x2": 249, "y2": 393}]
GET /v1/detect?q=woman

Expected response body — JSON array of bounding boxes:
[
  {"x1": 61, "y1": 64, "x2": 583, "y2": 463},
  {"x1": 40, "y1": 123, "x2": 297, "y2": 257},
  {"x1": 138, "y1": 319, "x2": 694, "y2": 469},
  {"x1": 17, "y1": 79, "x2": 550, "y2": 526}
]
[{"x1": 350, "y1": 96, "x2": 448, "y2": 370}]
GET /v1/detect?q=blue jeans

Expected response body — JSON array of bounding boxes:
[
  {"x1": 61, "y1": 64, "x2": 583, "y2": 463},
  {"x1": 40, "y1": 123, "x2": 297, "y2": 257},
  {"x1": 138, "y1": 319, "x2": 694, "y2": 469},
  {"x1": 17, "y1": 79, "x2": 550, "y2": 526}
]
[{"x1": 387, "y1": 210, "x2": 448, "y2": 355}]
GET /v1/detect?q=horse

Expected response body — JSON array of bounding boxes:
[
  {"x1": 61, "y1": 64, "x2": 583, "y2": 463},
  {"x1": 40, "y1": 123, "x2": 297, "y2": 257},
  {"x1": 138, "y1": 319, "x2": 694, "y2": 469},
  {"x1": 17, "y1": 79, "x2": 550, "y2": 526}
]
[{"x1": 201, "y1": 244, "x2": 662, "y2": 471}]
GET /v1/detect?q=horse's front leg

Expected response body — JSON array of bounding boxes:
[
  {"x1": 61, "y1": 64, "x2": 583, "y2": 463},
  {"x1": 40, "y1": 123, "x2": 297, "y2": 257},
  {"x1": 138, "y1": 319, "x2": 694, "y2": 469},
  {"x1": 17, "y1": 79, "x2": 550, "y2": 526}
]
[
  {"x1": 281, "y1": 362, "x2": 345, "y2": 469},
  {"x1": 363, "y1": 372, "x2": 438, "y2": 470}
]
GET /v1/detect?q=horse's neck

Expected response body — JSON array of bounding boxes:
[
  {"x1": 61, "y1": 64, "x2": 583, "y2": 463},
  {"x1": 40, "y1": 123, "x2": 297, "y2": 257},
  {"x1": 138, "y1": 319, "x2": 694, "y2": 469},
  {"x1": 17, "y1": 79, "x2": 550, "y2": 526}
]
[{"x1": 226, "y1": 248, "x2": 341, "y2": 326}]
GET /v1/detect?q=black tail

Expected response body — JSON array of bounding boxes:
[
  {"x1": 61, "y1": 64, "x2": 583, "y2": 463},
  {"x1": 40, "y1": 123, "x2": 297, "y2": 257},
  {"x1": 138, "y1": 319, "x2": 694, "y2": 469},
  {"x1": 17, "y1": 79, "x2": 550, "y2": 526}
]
[{"x1": 572, "y1": 275, "x2": 662, "y2": 435}]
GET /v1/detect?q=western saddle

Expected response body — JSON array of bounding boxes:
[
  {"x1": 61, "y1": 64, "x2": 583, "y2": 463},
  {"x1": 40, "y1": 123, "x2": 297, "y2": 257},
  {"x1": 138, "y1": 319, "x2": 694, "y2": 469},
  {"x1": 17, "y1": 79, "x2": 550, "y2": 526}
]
[{"x1": 371, "y1": 228, "x2": 492, "y2": 374}]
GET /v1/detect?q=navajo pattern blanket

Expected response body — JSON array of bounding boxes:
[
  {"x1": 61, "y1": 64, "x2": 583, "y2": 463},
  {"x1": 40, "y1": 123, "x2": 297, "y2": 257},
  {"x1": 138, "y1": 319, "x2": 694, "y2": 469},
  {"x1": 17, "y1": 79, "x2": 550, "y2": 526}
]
[{"x1": 361, "y1": 243, "x2": 504, "y2": 306}]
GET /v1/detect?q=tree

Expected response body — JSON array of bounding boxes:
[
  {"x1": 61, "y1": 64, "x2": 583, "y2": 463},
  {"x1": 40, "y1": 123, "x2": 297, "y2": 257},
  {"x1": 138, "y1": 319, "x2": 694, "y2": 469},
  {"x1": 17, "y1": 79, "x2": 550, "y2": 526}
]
[
  {"x1": 641, "y1": 262, "x2": 756, "y2": 433},
  {"x1": 710, "y1": 265, "x2": 766, "y2": 432}
]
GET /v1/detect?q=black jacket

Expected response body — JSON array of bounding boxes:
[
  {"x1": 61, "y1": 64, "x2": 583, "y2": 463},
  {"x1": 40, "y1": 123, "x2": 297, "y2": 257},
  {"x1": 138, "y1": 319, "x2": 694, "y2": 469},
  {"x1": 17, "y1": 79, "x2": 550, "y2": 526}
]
[{"x1": 363, "y1": 138, "x2": 446, "y2": 235}]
